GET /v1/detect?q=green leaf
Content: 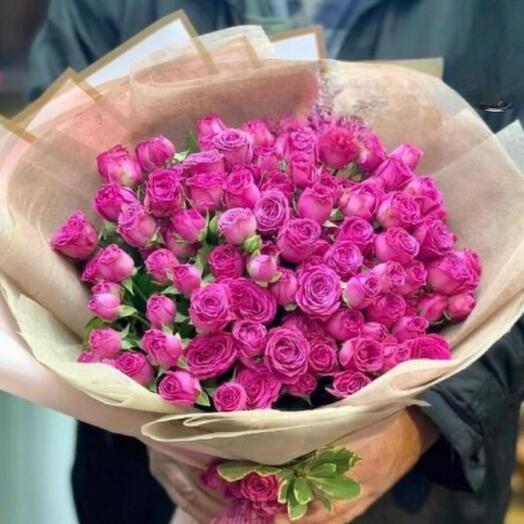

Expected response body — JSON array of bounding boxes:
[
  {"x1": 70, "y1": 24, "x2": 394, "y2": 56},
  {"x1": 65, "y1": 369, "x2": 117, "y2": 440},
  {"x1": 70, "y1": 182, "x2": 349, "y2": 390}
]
[
  {"x1": 175, "y1": 312, "x2": 189, "y2": 323},
  {"x1": 217, "y1": 462, "x2": 257, "y2": 482},
  {"x1": 243, "y1": 234, "x2": 262, "y2": 254},
  {"x1": 119, "y1": 305, "x2": 137, "y2": 318},
  {"x1": 329, "y1": 208, "x2": 344, "y2": 222},
  {"x1": 121, "y1": 339, "x2": 134, "y2": 350},
  {"x1": 306, "y1": 463, "x2": 337, "y2": 478},
  {"x1": 293, "y1": 478, "x2": 313, "y2": 505},
  {"x1": 315, "y1": 490, "x2": 334, "y2": 512},
  {"x1": 254, "y1": 465, "x2": 279, "y2": 477},
  {"x1": 323, "y1": 220, "x2": 339, "y2": 229},
  {"x1": 196, "y1": 390, "x2": 211, "y2": 407},
  {"x1": 161, "y1": 285, "x2": 180, "y2": 296},
  {"x1": 308, "y1": 476, "x2": 360, "y2": 500},
  {"x1": 120, "y1": 324, "x2": 130, "y2": 338},
  {"x1": 309, "y1": 447, "x2": 356, "y2": 475},
  {"x1": 278, "y1": 477, "x2": 292, "y2": 504},
  {"x1": 287, "y1": 492, "x2": 308, "y2": 521},
  {"x1": 283, "y1": 303, "x2": 297, "y2": 312},
  {"x1": 185, "y1": 131, "x2": 199, "y2": 154},
  {"x1": 83, "y1": 317, "x2": 107, "y2": 341},
  {"x1": 122, "y1": 278, "x2": 134, "y2": 296},
  {"x1": 177, "y1": 355, "x2": 188, "y2": 369}
]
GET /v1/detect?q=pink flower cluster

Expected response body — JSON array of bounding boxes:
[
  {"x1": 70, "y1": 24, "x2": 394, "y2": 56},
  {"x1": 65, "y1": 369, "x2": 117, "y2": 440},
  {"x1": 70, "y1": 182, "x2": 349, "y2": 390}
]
[{"x1": 52, "y1": 111, "x2": 481, "y2": 411}]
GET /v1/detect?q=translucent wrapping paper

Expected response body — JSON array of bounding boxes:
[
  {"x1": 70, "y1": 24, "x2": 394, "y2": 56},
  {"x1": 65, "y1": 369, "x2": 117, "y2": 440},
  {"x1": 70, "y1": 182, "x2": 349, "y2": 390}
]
[{"x1": 1, "y1": 25, "x2": 524, "y2": 475}]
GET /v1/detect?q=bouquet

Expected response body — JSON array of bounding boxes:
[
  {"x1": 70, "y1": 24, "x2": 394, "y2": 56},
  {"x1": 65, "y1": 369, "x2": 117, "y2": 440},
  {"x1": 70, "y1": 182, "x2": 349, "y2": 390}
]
[{"x1": 1, "y1": 17, "x2": 524, "y2": 524}]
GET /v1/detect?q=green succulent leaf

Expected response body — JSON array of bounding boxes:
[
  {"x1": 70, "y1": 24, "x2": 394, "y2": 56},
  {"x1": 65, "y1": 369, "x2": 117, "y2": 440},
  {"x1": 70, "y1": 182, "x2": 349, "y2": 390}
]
[
  {"x1": 278, "y1": 477, "x2": 292, "y2": 504},
  {"x1": 217, "y1": 462, "x2": 257, "y2": 482},
  {"x1": 254, "y1": 465, "x2": 279, "y2": 477},
  {"x1": 293, "y1": 478, "x2": 313, "y2": 505},
  {"x1": 287, "y1": 492, "x2": 308, "y2": 521},
  {"x1": 309, "y1": 476, "x2": 360, "y2": 500},
  {"x1": 306, "y1": 463, "x2": 338, "y2": 478}
]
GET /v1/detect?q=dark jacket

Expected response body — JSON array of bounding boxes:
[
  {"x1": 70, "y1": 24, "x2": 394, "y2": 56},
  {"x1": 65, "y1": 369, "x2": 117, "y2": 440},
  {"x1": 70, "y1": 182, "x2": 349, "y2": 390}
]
[{"x1": 27, "y1": 1, "x2": 524, "y2": 524}]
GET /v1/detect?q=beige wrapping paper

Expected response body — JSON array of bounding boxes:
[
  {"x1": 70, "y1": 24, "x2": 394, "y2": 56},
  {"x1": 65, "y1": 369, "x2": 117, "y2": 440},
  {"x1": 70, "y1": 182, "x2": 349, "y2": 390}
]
[{"x1": 1, "y1": 27, "x2": 524, "y2": 475}]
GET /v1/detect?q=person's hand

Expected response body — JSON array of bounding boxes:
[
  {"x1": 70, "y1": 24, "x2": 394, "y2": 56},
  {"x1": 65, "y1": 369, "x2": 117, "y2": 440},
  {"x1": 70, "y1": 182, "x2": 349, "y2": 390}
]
[{"x1": 275, "y1": 407, "x2": 439, "y2": 524}]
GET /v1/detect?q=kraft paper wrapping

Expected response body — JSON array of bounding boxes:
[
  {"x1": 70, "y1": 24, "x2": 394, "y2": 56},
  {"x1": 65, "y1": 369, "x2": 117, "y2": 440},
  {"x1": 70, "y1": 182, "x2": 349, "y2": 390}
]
[{"x1": 1, "y1": 27, "x2": 524, "y2": 474}]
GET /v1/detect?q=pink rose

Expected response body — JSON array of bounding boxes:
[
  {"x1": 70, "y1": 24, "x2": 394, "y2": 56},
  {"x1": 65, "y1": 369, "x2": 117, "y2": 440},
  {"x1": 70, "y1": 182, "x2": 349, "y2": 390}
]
[
  {"x1": 231, "y1": 320, "x2": 267, "y2": 364},
  {"x1": 259, "y1": 170, "x2": 295, "y2": 200},
  {"x1": 189, "y1": 283, "x2": 232, "y2": 334},
  {"x1": 51, "y1": 211, "x2": 98, "y2": 260},
  {"x1": 117, "y1": 203, "x2": 157, "y2": 248},
  {"x1": 135, "y1": 135, "x2": 175, "y2": 172},
  {"x1": 227, "y1": 278, "x2": 277, "y2": 324},
  {"x1": 413, "y1": 219, "x2": 455, "y2": 261},
  {"x1": 417, "y1": 293, "x2": 448, "y2": 322},
  {"x1": 91, "y1": 280, "x2": 122, "y2": 298},
  {"x1": 88, "y1": 293, "x2": 121, "y2": 321},
  {"x1": 365, "y1": 293, "x2": 407, "y2": 328},
  {"x1": 344, "y1": 273, "x2": 381, "y2": 309},
  {"x1": 337, "y1": 217, "x2": 375, "y2": 255},
  {"x1": 316, "y1": 172, "x2": 341, "y2": 202},
  {"x1": 93, "y1": 244, "x2": 135, "y2": 282},
  {"x1": 146, "y1": 294, "x2": 176, "y2": 328},
  {"x1": 97, "y1": 145, "x2": 143, "y2": 187},
  {"x1": 145, "y1": 249, "x2": 178, "y2": 283},
  {"x1": 265, "y1": 327, "x2": 310, "y2": 384},
  {"x1": 144, "y1": 168, "x2": 184, "y2": 217},
  {"x1": 324, "y1": 241, "x2": 363, "y2": 280},
  {"x1": 288, "y1": 151, "x2": 319, "y2": 189},
  {"x1": 237, "y1": 363, "x2": 281, "y2": 408},
  {"x1": 88, "y1": 328, "x2": 122, "y2": 359},
  {"x1": 408, "y1": 334, "x2": 451, "y2": 360},
  {"x1": 141, "y1": 329, "x2": 183, "y2": 367},
  {"x1": 240, "y1": 474, "x2": 279, "y2": 502},
  {"x1": 375, "y1": 227, "x2": 420, "y2": 264},
  {"x1": 308, "y1": 335, "x2": 339, "y2": 375},
  {"x1": 391, "y1": 143, "x2": 423, "y2": 170},
  {"x1": 158, "y1": 370, "x2": 200, "y2": 406},
  {"x1": 428, "y1": 251, "x2": 480, "y2": 295},
  {"x1": 287, "y1": 373, "x2": 318, "y2": 397},
  {"x1": 248, "y1": 254, "x2": 278, "y2": 283},
  {"x1": 281, "y1": 312, "x2": 325, "y2": 339},
  {"x1": 172, "y1": 264, "x2": 202, "y2": 297},
  {"x1": 222, "y1": 167, "x2": 261, "y2": 209},
  {"x1": 328, "y1": 370, "x2": 371, "y2": 398},
  {"x1": 213, "y1": 383, "x2": 247, "y2": 411},
  {"x1": 93, "y1": 184, "x2": 138, "y2": 222},
  {"x1": 278, "y1": 127, "x2": 317, "y2": 159},
  {"x1": 186, "y1": 332, "x2": 238, "y2": 379},
  {"x1": 339, "y1": 182, "x2": 383, "y2": 221},
  {"x1": 183, "y1": 149, "x2": 225, "y2": 175},
  {"x1": 361, "y1": 322, "x2": 390, "y2": 342},
  {"x1": 277, "y1": 218, "x2": 321, "y2": 263},
  {"x1": 242, "y1": 119, "x2": 275, "y2": 148},
  {"x1": 208, "y1": 245, "x2": 245, "y2": 280},
  {"x1": 447, "y1": 292, "x2": 476, "y2": 322},
  {"x1": 298, "y1": 182, "x2": 336, "y2": 224},
  {"x1": 339, "y1": 337, "x2": 384, "y2": 373},
  {"x1": 376, "y1": 191, "x2": 421, "y2": 228},
  {"x1": 398, "y1": 261, "x2": 428, "y2": 296},
  {"x1": 213, "y1": 128, "x2": 253, "y2": 166},
  {"x1": 295, "y1": 265, "x2": 341, "y2": 319},
  {"x1": 268, "y1": 268, "x2": 297, "y2": 306},
  {"x1": 115, "y1": 352, "x2": 154, "y2": 386},
  {"x1": 170, "y1": 209, "x2": 206, "y2": 243},
  {"x1": 381, "y1": 342, "x2": 411, "y2": 373},
  {"x1": 197, "y1": 115, "x2": 227, "y2": 147},
  {"x1": 325, "y1": 307, "x2": 364, "y2": 341},
  {"x1": 218, "y1": 208, "x2": 257, "y2": 245},
  {"x1": 185, "y1": 172, "x2": 225, "y2": 213},
  {"x1": 255, "y1": 146, "x2": 279, "y2": 172},
  {"x1": 254, "y1": 189, "x2": 290, "y2": 236},
  {"x1": 374, "y1": 157, "x2": 414, "y2": 191},
  {"x1": 355, "y1": 129, "x2": 386, "y2": 172},
  {"x1": 391, "y1": 316, "x2": 429, "y2": 342},
  {"x1": 318, "y1": 126, "x2": 358, "y2": 168},
  {"x1": 370, "y1": 261, "x2": 406, "y2": 293},
  {"x1": 200, "y1": 462, "x2": 227, "y2": 491},
  {"x1": 162, "y1": 224, "x2": 200, "y2": 260},
  {"x1": 403, "y1": 175, "x2": 446, "y2": 217}
]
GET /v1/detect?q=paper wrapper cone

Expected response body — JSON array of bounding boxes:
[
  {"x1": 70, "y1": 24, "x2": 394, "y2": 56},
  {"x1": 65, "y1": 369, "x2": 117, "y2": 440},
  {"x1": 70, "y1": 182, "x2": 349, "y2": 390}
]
[{"x1": 1, "y1": 26, "x2": 524, "y2": 470}]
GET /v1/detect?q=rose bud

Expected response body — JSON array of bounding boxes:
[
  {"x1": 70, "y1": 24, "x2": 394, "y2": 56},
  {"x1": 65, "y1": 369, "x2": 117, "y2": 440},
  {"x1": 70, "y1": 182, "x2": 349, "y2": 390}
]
[
  {"x1": 415, "y1": 293, "x2": 447, "y2": 323},
  {"x1": 370, "y1": 261, "x2": 406, "y2": 293},
  {"x1": 374, "y1": 157, "x2": 413, "y2": 191},
  {"x1": 183, "y1": 150, "x2": 225, "y2": 176},
  {"x1": 288, "y1": 151, "x2": 319, "y2": 189},
  {"x1": 91, "y1": 280, "x2": 122, "y2": 298},
  {"x1": 318, "y1": 125, "x2": 358, "y2": 168},
  {"x1": 232, "y1": 320, "x2": 267, "y2": 364},
  {"x1": 144, "y1": 167, "x2": 184, "y2": 217},
  {"x1": 456, "y1": 249, "x2": 482, "y2": 285},
  {"x1": 391, "y1": 315, "x2": 429, "y2": 342},
  {"x1": 265, "y1": 327, "x2": 310, "y2": 384},
  {"x1": 381, "y1": 342, "x2": 411, "y2": 373},
  {"x1": 145, "y1": 249, "x2": 178, "y2": 283},
  {"x1": 391, "y1": 143, "x2": 423, "y2": 170},
  {"x1": 317, "y1": 172, "x2": 341, "y2": 201},
  {"x1": 115, "y1": 351, "x2": 154, "y2": 386},
  {"x1": 88, "y1": 328, "x2": 122, "y2": 359},
  {"x1": 327, "y1": 370, "x2": 372, "y2": 398},
  {"x1": 376, "y1": 191, "x2": 421, "y2": 229},
  {"x1": 96, "y1": 245, "x2": 134, "y2": 283},
  {"x1": 208, "y1": 245, "x2": 245, "y2": 279},
  {"x1": 242, "y1": 118, "x2": 275, "y2": 148},
  {"x1": 447, "y1": 292, "x2": 476, "y2": 322},
  {"x1": 344, "y1": 273, "x2": 381, "y2": 309},
  {"x1": 339, "y1": 182, "x2": 383, "y2": 221},
  {"x1": 268, "y1": 268, "x2": 297, "y2": 306},
  {"x1": 213, "y1": 382, "x2": 247, "y2": 411},
  {"x1": 196, "y1": 114, "x2": 226, "y2": 143},
  {"x1": 135, "y1": 135, "x2": 175, "y2": 172},
  {"x1": 365, "y1": 293, "x2": 407, "y2": 328},
  {"x1": 308, "y1": 335, "x2": 339, "y2": 375},
  {"x1": 254, "y1": 189, "x2": 290, "y2": 237},
  {"x1": 403, "y1": 175, "x2": 445, "y2": 216},
  {"x1": 213, "y1": 128, "x2": 253, "y2": 166},
  {"x1": 227, "y1": 278, "x2": 277, "y2": 324},
  {"x1": 162, "y1": 224, "x2": 199, "y2": 260},
  {"x1": 287, "y1": 373, "x2": 318, "y2": 397},
  {"x1": 186, "y1": 332, "x2": 238, "y2": 379},
  {"x1": 77, "y1": 351, "x2": 96, "y2": 363},
  {"x1": 324, "y1": 241, "x2": 363, "y2": 280},
  {"x1": 117, "y1": 203, "x2": 157, "y2": 248},
  {"x1": 337, "y1": 216, "x2": 375, "y2": 255},
  {"x1": 189, "y1": 283, "x2": 232, "y2": 334},
  {"x1": 146, "y1": 294, "x2": 176, "y2": 329},
  {"x1": 375, "y1": 227, "x2": 420, "y2": 264},
  {"x1": 247, "y1": 253, "x2": 279, "y2": 283},
  {"x1": 170, "y1": 209, "x2": 207, "y2": 243},
  {"x1": 93, "y1": 184, "x2": 138, "y2": 223},
  {"x1": 158, "y1": 370, "x2": 201, "y2": 406},
  {"x1": 281, "y1": 312, "x2": 326, "y2": 339},
  {"x1": 277, "y1": 218, "x2": 321, "y2": 263},
  {"x1": 88, "y1": 293, "x2": 121, "y2": 321},
  {"x1": 408, "y1": 334, "x2": 451, "y2": 360},
  {"x1": 325, "y1": 307, "x2": 364, "y2": 341},
  {"x1": 398, "y1": 261, "x2": 428, "y2": 296},
  {"x1": 278, "y1": 126, "x2": 317, "y2": 159},
  {"x1": 255, "y1": 145, "x2": 279, "y2": 170},
  {"x1": 339, "y1": 337, "x2": 384, "y2": 373},
  {"x1": 97, "y1": 145, "x2": 143, "y2": 187},
  {"x1": 296, "y1": 265, "x2": 341, "y2": 319},
  {"x1": 141, "y1": 329, "x2": 183, "y2": 368},
  {"x1": 413, "y1": 219, "x2": 455, "y2": 261},
  {"x1": 298, "y1": 182, "x2": 336, "y2": 224},
  {"x1": 355, "y1": 129, "x2": 387, "y2": 172},
  {"x1": 51, "y1": 211, "x2": 98, "y2": 260},
  {"x1": 361, "y1": 322, "x2": 390, "y2": 342},
  {"x1": 259, "y1": 169, "x2": 295, "y2": 200},
  {"x1": 236, "y1": 363, "x2": 281, "y2": 408},
  {"x1": 171, "y1": 264, "x2": 202, "y2": 297},
  {"x1": 428, "y1": 251, "x2": 479, "y2": 295},
  {"x1": 218, "y1": 208, "x2": 257, "y2": 245},
  {"x1": 222, "y1": 166, "x2": 261, "y2": 209}
]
